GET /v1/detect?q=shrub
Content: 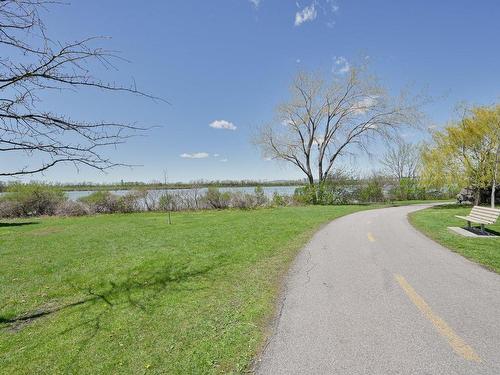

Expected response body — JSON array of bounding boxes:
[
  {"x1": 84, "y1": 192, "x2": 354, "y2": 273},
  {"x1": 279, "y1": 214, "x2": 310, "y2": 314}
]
[
  {"x1": 204, "y1": 187, "x2": 231, "y2": 209},
  {"x1": 272, "y1": 192, "x2": 287, "y2": 206},
  {"x1": 55, "y1": 200, "x2": 93, "y2": 216},
  {"x1": 0, "y1": 199, "x2": 23, "y2": 218},
  {"x1": 230, "y1": 192, "x2": 257, "y2": 209},
  {"x1": 117, "y1": 192, "x2": 142, "y2": 213},
  {"x1": 78, "y1": 191, "x2": 121, "y2": 213},
  {"x1": 254, "y1": 186, "x2": 268, "y2": 206},
  {"x1": 159, "y1": 193, "x2": 177, "y2": 211},
  {"x1": 294, "y1": 184, "x2": 347, "y2": 205},
  {"x1": 3, "y1": 183, "x2": 67, "y2": 216},
  {"x1": 294, "y1": 171, "x2": 357, "y2": 205},
  {"x1": 358, "y1": 177, "x2": 385, "y2": 203}
]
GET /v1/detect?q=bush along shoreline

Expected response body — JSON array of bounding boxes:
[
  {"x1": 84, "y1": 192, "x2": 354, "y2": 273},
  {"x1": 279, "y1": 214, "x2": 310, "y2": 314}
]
[
  {"x1": 0, "y1": 180, "x2": 455, "y2": 218},
  {"x1": 0, "y1": 184, "x2": 297, "y2": 218}
]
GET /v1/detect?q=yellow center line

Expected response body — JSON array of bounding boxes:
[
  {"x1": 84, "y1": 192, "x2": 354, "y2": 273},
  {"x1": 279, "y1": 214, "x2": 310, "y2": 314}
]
[
  {"x1": 367, "y1": 232, "x2": 376, "y2": 242},
  {"x1": 394, "y1": 274, "x2": 481, "y2": 362}
]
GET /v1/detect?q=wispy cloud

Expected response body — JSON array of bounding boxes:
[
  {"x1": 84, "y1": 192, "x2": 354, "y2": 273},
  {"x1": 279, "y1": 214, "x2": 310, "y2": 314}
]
[
  {"x1": 333, "y1": 56, "x2": 350, "y2": 74},
  {"x1": 220, "y1": 158, "x2": 228, "y2": 162},
  {"x1": 352, "y1": 96, "x2": 378, "y2": 114},
  {"x1": 213, "y1": 153, "x2": 220, "y2": 157},
  {"x1": 295, "y1": 1, "x2": 338, "y2": 27},
  {"x1": 180, "y1": 152, "x2": 209, "y2": 159},
  {"x1": 249, "y1": 0, "x2": 261, "y2": 8},
  {"x1": 209, "y1": 119, "x2": 237, "y2": 130},
  {"x1": 325, "y1": 0, "x2": 339, "y2": 13},
  {"x1": 295, "y1": 4, "x2": 317, "y2": 26}
]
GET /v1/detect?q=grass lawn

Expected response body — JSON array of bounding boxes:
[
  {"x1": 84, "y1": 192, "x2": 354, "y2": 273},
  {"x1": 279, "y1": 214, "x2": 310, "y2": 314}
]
[
  {"x1": 409, "y1": 204, "x2": 500, "y2": 274},
  {"x1": 1, "y1": 205, "x2": 377, "y2": 374},
  {"x1": 388, "y1": 199, "x2": 453, "y2": 206}
]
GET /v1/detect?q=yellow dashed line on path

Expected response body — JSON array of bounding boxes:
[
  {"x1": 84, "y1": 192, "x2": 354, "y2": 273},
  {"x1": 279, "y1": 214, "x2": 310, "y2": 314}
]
[
  {"x1": 394, "y1": 274, "x2": 481, "y2": 362},
  {"x1": 367, "y1": 232, "x2": 376, "y2": 242}
]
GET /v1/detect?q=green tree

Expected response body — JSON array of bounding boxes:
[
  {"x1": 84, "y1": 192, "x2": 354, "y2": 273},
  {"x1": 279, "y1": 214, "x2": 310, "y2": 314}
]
[{"x1": 421, "y1": 104, "x2": 500, "y2": 205}]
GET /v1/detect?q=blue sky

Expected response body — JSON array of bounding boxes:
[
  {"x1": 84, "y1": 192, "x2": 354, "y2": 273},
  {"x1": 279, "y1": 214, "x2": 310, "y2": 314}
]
[{"x1": 3, "y1": 0, "x2": 499, "y2": 183}]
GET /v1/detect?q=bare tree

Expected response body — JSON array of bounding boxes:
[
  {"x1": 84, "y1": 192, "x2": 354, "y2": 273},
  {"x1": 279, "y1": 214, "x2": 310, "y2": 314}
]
[
  {"x1": 255, "y1": 68, "x2": 421, "y2": 185},
  {"x1": 0, "y1": 0, "x2": 161, "y2": 176},
  {"x1": 380, "y1": 137, "x2": 420, "y2": 181}
]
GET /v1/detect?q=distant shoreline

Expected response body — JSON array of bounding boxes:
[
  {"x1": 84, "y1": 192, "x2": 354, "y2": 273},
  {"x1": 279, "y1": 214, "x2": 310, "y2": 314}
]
[{"x1": 0, "y1": 180, "x2": 306, "y2": 192}]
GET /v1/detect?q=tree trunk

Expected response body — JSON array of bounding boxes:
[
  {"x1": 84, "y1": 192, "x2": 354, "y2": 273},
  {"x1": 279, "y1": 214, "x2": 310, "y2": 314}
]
[
  {"x1": 307, "y1": 174, "x2": 314, "y2": 186},
  {"x1": 474, "y1": 189, "x2": 481, "y2": 206}
]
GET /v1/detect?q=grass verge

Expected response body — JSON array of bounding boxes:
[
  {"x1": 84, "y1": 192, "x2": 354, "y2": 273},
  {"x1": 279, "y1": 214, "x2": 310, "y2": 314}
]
[
  {"x1": 409, "y1": 204, "x2": 500, "y2": 274},
  {"x1": 1, "y1": 205, "x2": 377, "y2": 374}
]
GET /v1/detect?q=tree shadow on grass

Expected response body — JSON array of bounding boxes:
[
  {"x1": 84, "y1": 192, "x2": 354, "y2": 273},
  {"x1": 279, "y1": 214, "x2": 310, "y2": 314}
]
[
  {"x1": 1, "y1": 260, "x2": 220, "y2": 370},
  {"x1": 0, "y1": 221, "x2": 39, "y2": 228},
  {"x1": 1, "y1": 261, "x2": 216, "y2": 328}
]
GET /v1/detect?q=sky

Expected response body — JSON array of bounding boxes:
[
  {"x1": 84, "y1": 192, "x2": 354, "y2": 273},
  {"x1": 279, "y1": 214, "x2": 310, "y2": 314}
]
[{"x1": 2, "y1": 0, "x2": 499, "y2": 184}]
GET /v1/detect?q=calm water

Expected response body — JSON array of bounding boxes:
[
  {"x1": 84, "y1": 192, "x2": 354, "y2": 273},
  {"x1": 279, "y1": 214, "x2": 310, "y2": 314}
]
[{"x1": 66, "y1": 186, "x2": 300, "y2": 201}]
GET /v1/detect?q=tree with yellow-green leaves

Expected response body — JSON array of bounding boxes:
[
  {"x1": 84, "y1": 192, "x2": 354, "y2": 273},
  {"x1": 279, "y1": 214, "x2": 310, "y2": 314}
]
[{"x1": 421, "y1": 104, "x2": 500, "y2": 207}]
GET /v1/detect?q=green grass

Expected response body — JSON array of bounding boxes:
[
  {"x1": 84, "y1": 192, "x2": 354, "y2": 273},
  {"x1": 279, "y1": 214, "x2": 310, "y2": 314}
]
[
  {"x1": 409, "y1": 204, "x2": 500, "y2": 273},
  {"x1": 387, "y1": 199, "x2": 453, "y2": 207},
  {"x1": 1, "y1": 205, "x2": 379, "y2": 374}
]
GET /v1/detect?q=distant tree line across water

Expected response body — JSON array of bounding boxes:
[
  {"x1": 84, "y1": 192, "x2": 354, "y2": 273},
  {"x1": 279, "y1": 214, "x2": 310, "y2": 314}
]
[{"x1": 0, "y1": 179, "x2": 307, "y2": 193}]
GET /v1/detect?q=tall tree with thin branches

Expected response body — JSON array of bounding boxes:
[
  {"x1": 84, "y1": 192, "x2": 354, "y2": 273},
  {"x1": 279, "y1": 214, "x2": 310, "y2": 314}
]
[{"x1": 254, "y1": 67, "x2": 421, "y2": 185}]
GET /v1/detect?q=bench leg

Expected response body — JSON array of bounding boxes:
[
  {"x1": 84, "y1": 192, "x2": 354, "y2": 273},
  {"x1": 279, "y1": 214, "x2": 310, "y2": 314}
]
[
  {"x1": 480, "y1": 224, "x2": 485, "y2": 234},
  {"x1": 467, "y1": 220, "x2": 471, "y2": 229}
]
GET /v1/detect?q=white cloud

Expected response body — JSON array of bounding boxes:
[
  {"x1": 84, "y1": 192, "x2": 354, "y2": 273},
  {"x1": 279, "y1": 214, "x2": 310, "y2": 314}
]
[
  {"x1": 220, "y1": 158, "x2": 228, "y2": 162},
  {"x1": 213, "y1": 153, "x2": 220, "y2": 157},
  {"x1": 295, "y1": 4, "x2": 317, "y2": 26},
  {"x1": 209, "y1": 119, "x2": 237, "y2": 130},
  {"x1": 296, "y1": 58, "x2": 301, "y2": 63},
  {"x1": 180, "y1": 152, "x2": 209, "y2": 159},
  {"x1": 352, "y1": 96, "x2": 378, "y2": 114},
  {"x1": 249, "y1": 0, "x2": 261, "y2": 8},
  {"x1": 334, "y1": 56, "x2": 350, "y2": 74}
]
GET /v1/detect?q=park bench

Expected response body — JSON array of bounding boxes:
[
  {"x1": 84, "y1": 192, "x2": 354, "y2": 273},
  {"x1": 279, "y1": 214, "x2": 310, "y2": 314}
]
[{"x1": 455, "y1": 206, "x2": 500, "y2": 233}]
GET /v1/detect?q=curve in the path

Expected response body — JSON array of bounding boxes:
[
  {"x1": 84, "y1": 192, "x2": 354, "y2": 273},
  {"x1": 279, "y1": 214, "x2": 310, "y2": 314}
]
[{"x1": 256, "y1": 204, "x2": 500, "y2": 375}]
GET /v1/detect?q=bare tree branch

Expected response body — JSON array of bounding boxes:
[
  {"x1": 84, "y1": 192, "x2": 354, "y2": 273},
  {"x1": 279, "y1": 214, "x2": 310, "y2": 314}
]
[{"x1": 0, "y1": 0, "x2": 164, "y2": 176}]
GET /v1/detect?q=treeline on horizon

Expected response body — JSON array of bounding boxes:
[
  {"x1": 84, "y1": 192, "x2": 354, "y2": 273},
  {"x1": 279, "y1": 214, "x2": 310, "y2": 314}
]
[{"x1": 0, "y1": 179, "x2": 308, "y2": 192}]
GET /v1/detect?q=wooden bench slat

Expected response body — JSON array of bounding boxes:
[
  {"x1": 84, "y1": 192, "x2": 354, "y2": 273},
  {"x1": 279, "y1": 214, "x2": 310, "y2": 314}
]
[
  {"x1": 455, "y1": 215, "x2": 489, "y2": 224},
  {"x1": 470, "y1": 216, "x2": 497, "y2": 223},
  {"x1": 471, "y1": 206, "x2": 500, "y2": 212},
  {"x1": 472, "y1": 207, "x2": 499, "y2": 215},
  {"x1": 469, "y1": 212, "x2": 498, "y2": 222},
  {"x1": 471, "y1": 210, "x2": 500, "y2": 216},
  {"x1": 471, "y1": 207, "x2": 500, "y2": 217}
]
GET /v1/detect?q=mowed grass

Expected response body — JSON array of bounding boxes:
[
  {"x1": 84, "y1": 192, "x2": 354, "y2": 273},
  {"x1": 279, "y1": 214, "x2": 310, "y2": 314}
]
[
  {"x1": 410, "y1": 204, "x2": 500, "y2": 273},
  {"x1": 1, "y1": 206, "x2": 372, "y2": 374}
]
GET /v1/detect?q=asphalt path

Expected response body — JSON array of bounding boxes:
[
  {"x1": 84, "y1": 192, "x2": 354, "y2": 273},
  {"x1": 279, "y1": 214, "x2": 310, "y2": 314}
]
[{"x1": 256, "y1": 204, "x2": 500, "y2": 375}]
